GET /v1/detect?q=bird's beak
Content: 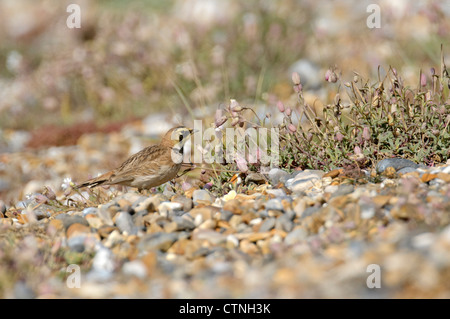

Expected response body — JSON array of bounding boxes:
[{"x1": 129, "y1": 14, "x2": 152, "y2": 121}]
[{"x1": 188, "y1": 128, "x2": 198, "y2": 134}]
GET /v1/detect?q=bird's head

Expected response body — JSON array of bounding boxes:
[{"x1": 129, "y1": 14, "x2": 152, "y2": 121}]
[{"x1": 160, "y1": 126, "x2": 195, "y2": 150}]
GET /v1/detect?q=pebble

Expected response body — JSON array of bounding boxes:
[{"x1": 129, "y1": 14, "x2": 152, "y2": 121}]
[
  {"x1": 245, "y1": 173, "x2": 266, "y2": 184},
  {"x1": 284, "y1": 228, "x2": 308, "y2": 245},
  {"x1": 115, "y1": 212, "x2": 138, "y2": 235},
  {"x1": 376, "y1": 158, "x2": 419, "y2": 174},
  {"x1": 164, "y1": 216, "x2": 195, "y2": 232},
  {"x1": 192, "y1": 189, "x2": 215, "y2": 204},
  {"x1": 287, "y1": 170, "x2": 324, "y2": 193},
  {"x1": 157, "y1": 201, "x2": 183, "y2": 217},
  {"x1": 265, "y1": 198, "x2": 284, "y2": 211},
  {"x1": 138, "y1": 232, "x2": 178, "y2": 252},
  {"x1": 122, "y1": 260, "x2": 147, "y2": 279},
  {"x1": 56, "y1": 214, "x2": 90, "y2": 230},
  {"x1": 171, "y1": 194, "x2": 193, "y2": 211},
  {"x1": 268, "y1": 168, "x2": 289, "y2": 185},
  {"x1": 259, "y1": 217, "x2": 276, "y2": 232}
]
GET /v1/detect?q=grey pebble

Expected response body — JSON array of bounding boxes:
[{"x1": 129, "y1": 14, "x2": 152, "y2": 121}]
[
  {"x1": 193, "y1": 189, "x2": 215, "y2": 204},
  {"x1": 82, "y1": 207, "x2": 98, "y2": 217},
  {"x1": 276, "y1": 214, "x2": 294, "y2": 232},
  {"x1": 138, "y1": 232, "x2": 178, "y2": 252},
  {"x1": 13, "y1": 281, "x2": 36, "y2": 299},
  {"x1": 265, "y1": 198, "x2": 284, "y2": 211},
  {"x1": 67, "y1": 236, "x2": 86, "y2": 253},
  {"x1": 376, "y1": 158, "x2": 419, "y2": 174},
  {"x1": 115, "y1": 212, "x2": 138, "y2": 235},
  {"x1": 287, "y1": 170, "x2": 324, "y2": 193},
  {"x1": 330, "y1": 184, "x2": 354, "y2": 198},
  {"x1": 220, "y1": 210, "x2": 234, "y2": 221},
  {"x1": 268, "y1": 168, "x2": 289, "y2": 185},
  {"x1": 284, "y1": 228, "x2": 308, "y2": 245},
  {"x1": 245, "y1": 172, "x2": 266, "y2": 184},
  {"x1": 265, "y1": 189, "x2": 286, "y2": 197},
  {"x1": 0, "y1": 200, "x2": 6, "y2": 214},
  {"x1": 259, "y1": 217, "x2": 276, "y2": 232},
  {"x1": 55, "y1": 214, "x2": 89, "y2": 230},
  {"x1": 397, "y1": 167, "x2": 418, "y2": 175}
]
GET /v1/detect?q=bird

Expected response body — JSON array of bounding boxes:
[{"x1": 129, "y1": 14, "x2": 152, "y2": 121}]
[{"x1": 77, "y1": 126, "x2": 194, "y2": 192}]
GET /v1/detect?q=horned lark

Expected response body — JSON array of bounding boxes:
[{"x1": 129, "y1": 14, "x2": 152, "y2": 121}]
[{"x1": 77, "y1": 126, "x2": 194, "y2": 192}]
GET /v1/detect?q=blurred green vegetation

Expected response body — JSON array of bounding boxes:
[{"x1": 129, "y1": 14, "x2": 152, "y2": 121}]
[{"x1": 0, "y1": 0, "x2": 448, "y2": 131}]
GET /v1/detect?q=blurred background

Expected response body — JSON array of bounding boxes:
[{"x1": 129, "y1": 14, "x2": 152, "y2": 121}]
[{"x1": 0, "y1": 0, "x2": 449, "y2": 201}]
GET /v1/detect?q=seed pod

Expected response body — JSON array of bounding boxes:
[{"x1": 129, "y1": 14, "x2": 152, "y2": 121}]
[
  {"x1": 231, "y1": 117, "x2": 240, "y2": 126},
  {"x1": 291, "y1": 72, "x2": 301, "y2": 85},
  {"x1": 362, "y1": 126, "x2": 370, "y2": 141},
  {"x1": 277, "y1": 101, "x2": 285, "y2": 113},
  {"x1": 288, "y1": 123, "x2": 297, "y2": 132},
  {"x1": 285, "y1": 107, "x2": 292, "y2": 116},
  {"x1": 335, "y1": 132, "x2": 344, "y2": 142}
]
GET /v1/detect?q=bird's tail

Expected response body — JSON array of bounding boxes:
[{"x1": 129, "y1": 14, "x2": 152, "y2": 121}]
[{"x1": 76, "y1": 171, "x2": 114, "y2": 189}]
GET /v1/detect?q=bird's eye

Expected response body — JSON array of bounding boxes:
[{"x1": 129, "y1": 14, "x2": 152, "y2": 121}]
[{"x1": 179, "y1": 134, "x2": 183, "y2": 142}]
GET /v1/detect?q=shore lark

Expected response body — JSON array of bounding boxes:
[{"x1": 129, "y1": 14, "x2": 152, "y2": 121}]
[{"x1": 77, "y1": 126, "x2": 194, "y2": 192}]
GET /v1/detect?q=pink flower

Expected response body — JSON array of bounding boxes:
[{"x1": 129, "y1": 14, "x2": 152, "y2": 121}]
[
  {"x1": 291, "y1": 72, "x2": 301, "y2": 85},
  {"x1": 288, "y1": 124, "x2": 297, "y2": 132},
  {"x1": 285, "y1": 107, "x2": 292, "y2": 116},
  {"x1": 420, "y1": 73, "x2": 427, "y2": 87},
  {"x1": 362, "y1": 127, "x2": 370, "y2": 141},
  {"x1": 335, "y1": 132, "x2": 344, "y2": 141},
  {"x1": 277, "y1": 101, "x2": 285, "y2": 113},
  {"x1": 235, "y1": 154, "x2": 248, "y2": 173}
]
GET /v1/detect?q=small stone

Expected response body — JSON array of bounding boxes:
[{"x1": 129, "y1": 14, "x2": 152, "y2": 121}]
[
  {"x1": 122, "y1": 260, "x2": 147, "y2": 279},
  {"x1": 171, "y1": 194, "x2": 193, "y2": 211},
  {"x1": 193, "y1": 189, "x2": 215, "y2": 204},
  {"x1": 287, "y1": 170, "x2": 324, "y2": 193},
  {"x1": 223, "y1": 199, "x2": 244, "y2": 215},
  {"x1": 157, "y1": 201, "x2": 183, "y2": 217},
  {"x1": 376, "y1": 158, "x2": 419, "y2": 174},
  {"x1": 330, "y1": 184, "x2": 354, "y2": 198},
  {"x1": 276, "y1": 214, "x2": 294, "y2": 232},
  {"x1": 383, "y1": 166, "x2": 397, "y2": 178},
  {"x1": 0, "y1": 200, "x2": 6, "y2": 214},
  {"x1": 220, "y1": 210, "x2": 234, "y2": 221},
  {"x1": 66, "y1": 223, "x2": 91, "y2": 239},
  {"x1": 85, "y1": 214, "x2": 103, "y2": 229},
  {"x1": 245, "y1": 172, "x2": 266, "y2": 184},
  {"x1": 284, "y1": 227, "x2": 308, "y2": 245},
  {"x1": 435, "y1": 172, "x2": 450, "y2": 183},
  {"x1": 97, "y1": 205, "x2": 115, "y2": 226},
  {"x1": 360, "y1": 204, "x2": 375, "y2": 219},
  {"x1": 323, "y1": 169, "x2": 342, "y2": 178},
  {"x1": 390, "y1": 203, "x2": 420, "y2": 220},
  {"x1": 223, "y1": 190, "x2": 237, "y2": 201},
  {"x1": 98, "y1": 226, "x2": 118, "y2": 239},
  {"x1": 89, "y1": 247, "x2": 115, "y2": 279},
  {"x1": 265, "y1": 189, "x2": 286, "y2": 197},
  {"x1": 115, "y1": 212, "x2": 137, "y2": 235},
  {"x1": 48, "y1": 219, "x2": 64, "y2": 232},
  {"x1": 82, "y1": 207, "x2": 98, "y2": 217},
  {"x1": 56, "y1": 214, "x2": 90, "y2": 230},
  {"x1": 265, "y1": 198, "x2": 284, "y2": 211},
  {"x1": 268, "y1": 168, "x2": 289, "y2": 185},
  {"x1": 397, "y1": 167, "x2": 418, "y2": 175},
  {"x1": 138, "y1": 232, "x2": 178, "y2": 252},
  {"x1": 164, "y1": 216, "x2": 195, "y2": 232},
  {"x1": 116, "y1": 199, "x2": 132, "y2": 212},
  {"x1": 421, "y1": 173, "x2": 438, "y2": 183},
  {"x1": 259, "y1": 217, "x2": 276, "y2": 232},
  {"x1": 193, "y1": 229, "x2": 226, "y2": 245},
  {"x1": 134, "y1": 195, "x2": 167, "y2": 213},
  {"x1": 226, "y1": 234, "x2": 239, "y2": 248}
]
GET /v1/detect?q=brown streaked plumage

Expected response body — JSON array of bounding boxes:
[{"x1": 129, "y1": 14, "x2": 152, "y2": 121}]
[{"x1": 77, "y1": 126, "x2": 194, "y2": 192}]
